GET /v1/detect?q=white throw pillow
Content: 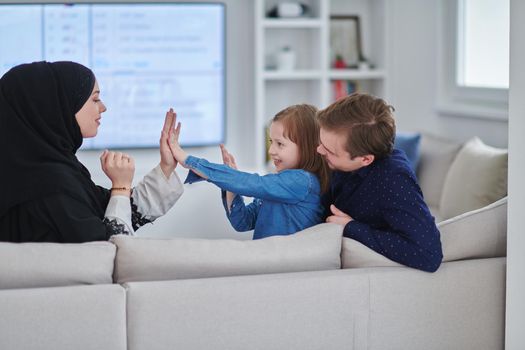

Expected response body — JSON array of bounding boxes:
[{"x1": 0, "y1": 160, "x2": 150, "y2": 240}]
[
  {"x1": 417, "y1": 133, "x2": 462, "y2": 209},
  {"x1": 439, "y1": 137, "x2": 507, "y2": 220},
  {"x1": 111, "y1": 223, "x2": 343, "y2": 283},
  {"x1": 0, "y1": 241, "x2": 116, "y2": 290}
]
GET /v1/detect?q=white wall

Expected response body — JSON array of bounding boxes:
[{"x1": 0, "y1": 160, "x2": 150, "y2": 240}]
[
  {"x1": 74, "y1": 0, "x2": 255, "y2": 239},
  {"x1": 506, "y1": 0, "x2": 525, "y2": 347},
  {"x1": 385, "y1": 0, "x2": 508, "y2": 148}
]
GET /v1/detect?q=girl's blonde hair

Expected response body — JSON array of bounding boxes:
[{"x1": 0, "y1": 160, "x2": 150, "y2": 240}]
[{"x1": 273, "y1": 104, "x2": 330, "y2": 193}]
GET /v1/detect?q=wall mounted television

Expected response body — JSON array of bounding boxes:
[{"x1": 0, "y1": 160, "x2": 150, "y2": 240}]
[{"x1": 0, "y1": 2, "x2": 226, "y2": 149}]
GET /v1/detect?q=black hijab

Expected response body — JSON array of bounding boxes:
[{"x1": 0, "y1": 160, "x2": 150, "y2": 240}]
[{"x1": 0, "y1": 61, "x2": 109, "y2": 218}]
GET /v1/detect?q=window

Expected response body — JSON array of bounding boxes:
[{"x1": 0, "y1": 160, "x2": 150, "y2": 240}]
[
  {"x1": 457, "y1": 0, "x2": 509, "y2": 89},
  {"x1": 438, "y1": 0, "x2": 509, "y2": 120}
]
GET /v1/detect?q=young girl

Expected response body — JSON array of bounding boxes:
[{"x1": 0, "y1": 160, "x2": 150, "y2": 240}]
[{"x1": 167, "y1": 104, "x2": 330, "y2": 239}]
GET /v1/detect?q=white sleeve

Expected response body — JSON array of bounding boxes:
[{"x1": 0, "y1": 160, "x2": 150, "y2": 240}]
[
  {"x1": 104, "y1": 195, "x2": 135, "y2": 235},
  {"x1": 131, "y1": 164, "x2": 184, "y2": 221}
]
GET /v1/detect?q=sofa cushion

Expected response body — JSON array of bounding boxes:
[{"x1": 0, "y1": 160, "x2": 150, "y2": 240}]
[
  {"x1": 439, "y1": 137, "x2": 508, "y2": 220},
  {"x1": 112, "y1": 223, "x2": 343, "y2": 283},
  {"x1": 341, "y1": 197, "x2": 507, "y2": 269},
  {"x1": 394, "y1": 132, "x2": 421, "y2": 172},
  {"x1": 0, "y1": 241, "x2": 115, "y2": 290},
  {"x1": 417, "y1": 133, "x2": 462, "y2": 209},
  {"x1": 0, "y1": 284, "x2": 126, "y2": 350},
  {"x1": 125, "y1": 269, "x2": 370, "y2": 350},
  {"x1": 439, "y1": 196, "x2": 507, "y2": 262}
]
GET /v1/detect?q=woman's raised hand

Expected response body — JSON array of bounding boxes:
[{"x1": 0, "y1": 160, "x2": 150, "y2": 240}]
[
  {"x1": 159, "y1": 108, "x2": 178, "y2": 178},
  {"x1": 100, "y1": 150, "x2": 135, "y2": 196},
  {"x1": 220, "y1": 144, "x2": 238, "y2": 169}
]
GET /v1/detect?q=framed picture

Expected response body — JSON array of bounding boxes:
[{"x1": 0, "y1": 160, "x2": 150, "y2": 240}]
[{"x1": 330, "y1": 15, "x2": 365, "y2": 68}]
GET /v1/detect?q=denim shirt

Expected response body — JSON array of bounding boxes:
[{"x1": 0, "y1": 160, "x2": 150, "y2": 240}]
[{"x1": 185, "y1": 156, "x2": 324, "y2": 239}]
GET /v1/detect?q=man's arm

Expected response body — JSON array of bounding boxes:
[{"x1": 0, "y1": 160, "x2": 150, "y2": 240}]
[
  {"x1": 337, "y1": 171, "x2": 442, "y2": 272},
  {"x1": 343, "y1": 216, "x2": 442, "y2": 272}
]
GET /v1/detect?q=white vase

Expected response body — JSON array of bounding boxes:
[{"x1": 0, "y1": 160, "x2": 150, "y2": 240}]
[{"x1": 276, "y1": 49, "x2": 296, "y2": 70}]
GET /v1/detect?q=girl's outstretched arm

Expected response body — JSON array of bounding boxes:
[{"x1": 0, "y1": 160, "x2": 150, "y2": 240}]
[
  {"x1": 184, "y1": 156, "x2": 315, "y2": 204},
  {"x1": 167, "y1": 116, "x2": 316, "y2": 204}
]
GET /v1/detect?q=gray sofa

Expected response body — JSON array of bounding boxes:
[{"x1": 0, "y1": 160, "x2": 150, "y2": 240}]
[{"x1": 0, "y1": 133, "x2": 508, "y2": 350}]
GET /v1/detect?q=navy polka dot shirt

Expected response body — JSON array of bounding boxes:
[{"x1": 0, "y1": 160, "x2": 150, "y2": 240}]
[{"x1": 322, "y1": 149, "x2": 443, "y2": 272}]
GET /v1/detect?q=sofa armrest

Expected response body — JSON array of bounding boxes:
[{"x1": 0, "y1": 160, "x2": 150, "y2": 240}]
[
  {"x1": 341, "y1": 238, "x2": 402, "y2": 268},
  {"x1": 367, "y1": 258, "x2": 506, "y2": 350},
  {"x1": 0, "y1": 284, "x2": 127, "y2": 350},
  {"x1": 439, "y1": 196, "x2": 507, "y2": 262},
  {"x1": 0, "y1": 241, "x2": 116, "y2": 290}
]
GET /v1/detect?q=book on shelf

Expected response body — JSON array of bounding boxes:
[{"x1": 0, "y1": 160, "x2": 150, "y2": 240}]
[{"x1": 332, "y1": 80, "x2": 359, "y2": 101}]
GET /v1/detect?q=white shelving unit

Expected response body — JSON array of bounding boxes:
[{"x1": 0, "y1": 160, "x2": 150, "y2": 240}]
[
  {"x1": 255, "y1": 0, "x2": 388, "y2": 167},
  {"x1": 262, "y1": 18, "x2": 323, "y2": 28}
]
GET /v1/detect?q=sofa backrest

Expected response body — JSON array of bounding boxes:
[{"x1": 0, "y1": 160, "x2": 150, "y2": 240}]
[
  {"x1": 0, "y1": 241, "x2": 115, "y2": 290},
  {"x1": 111, "y1": 223, "x2": 343, "y2": 283},
  {"x1": 0, "y1": 189, "x2": 507, "y2": 289}
]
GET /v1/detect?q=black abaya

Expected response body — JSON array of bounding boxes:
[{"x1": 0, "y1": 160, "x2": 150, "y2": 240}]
[{"x1": 0, "y1": 61, "x2": 114, "y2": 242}]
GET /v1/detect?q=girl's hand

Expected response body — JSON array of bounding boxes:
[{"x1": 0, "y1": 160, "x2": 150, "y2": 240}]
[
  {"x1": 100, "y1": 150, "x2": 135, "y2": 195},
  {"x1": 220, "y1": 144, "x2": 238, "y2": 169},
  {"x1": 166, "y1": 116, "x2": 188, "y2": 168},
  {"x1": 160, "y1": 108, "x2": 178, "y2": 178},
  {"x1": 220, "y1": 144, "x2": 238, "y2": 212}
]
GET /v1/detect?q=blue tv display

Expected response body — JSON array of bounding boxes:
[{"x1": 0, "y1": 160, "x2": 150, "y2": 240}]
[{"x1": 0, "y1": 3, "x2": 226, "y2": 149}]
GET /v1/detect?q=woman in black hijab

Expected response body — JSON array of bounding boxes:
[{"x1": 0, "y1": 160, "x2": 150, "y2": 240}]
[{"x1": 0, "y1": 61, "x2": 184, "y2": 242}]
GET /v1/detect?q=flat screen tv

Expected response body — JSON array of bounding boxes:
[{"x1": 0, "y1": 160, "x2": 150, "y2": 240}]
[{"x1": 0, "y1": 3, "x2": 226, "y2": 149}]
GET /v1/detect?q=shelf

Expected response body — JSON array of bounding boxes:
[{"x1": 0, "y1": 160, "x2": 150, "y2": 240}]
[
  {"x1": 262, "y1": 18, "x2": 322, "y2": 28},
  {"x1": 263, "y1": 70, "x2": 323, "y2": 80},
  {"x1": 255, "y1": 0, "x2": 388, "y2": 167},
  {"x1": 328, "y1": 69, "x2": 386, "y2": 80}
]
